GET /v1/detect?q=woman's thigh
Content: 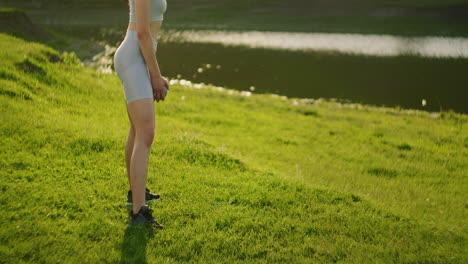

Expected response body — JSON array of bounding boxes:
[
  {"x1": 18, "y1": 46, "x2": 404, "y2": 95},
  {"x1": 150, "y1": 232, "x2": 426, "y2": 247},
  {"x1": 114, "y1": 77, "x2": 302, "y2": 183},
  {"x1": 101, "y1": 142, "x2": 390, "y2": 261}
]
[
  {"x1": 126, "y1": 98, "x2": 155, "y2": 143},
  {"x1": 121, "y1": 62, "x2": 154, "y2": 104}
]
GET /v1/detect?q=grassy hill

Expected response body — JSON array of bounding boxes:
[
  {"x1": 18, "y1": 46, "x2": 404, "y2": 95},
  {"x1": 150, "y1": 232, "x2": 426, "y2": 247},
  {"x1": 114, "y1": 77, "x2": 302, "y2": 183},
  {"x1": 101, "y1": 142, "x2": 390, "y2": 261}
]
[{"x1": 1, "y1": 10, "x2": 467, "y2": 263}]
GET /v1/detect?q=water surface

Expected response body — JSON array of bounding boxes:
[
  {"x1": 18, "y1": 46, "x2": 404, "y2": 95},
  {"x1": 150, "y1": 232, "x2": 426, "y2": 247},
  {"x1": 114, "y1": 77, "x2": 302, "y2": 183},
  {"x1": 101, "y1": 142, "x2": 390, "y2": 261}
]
[
  {"x1": 155, "y1": 39, "x2": 468, "y2": 113},
  {"x1": 161, "y1": 29, "x2": 468, "y2": 58}
]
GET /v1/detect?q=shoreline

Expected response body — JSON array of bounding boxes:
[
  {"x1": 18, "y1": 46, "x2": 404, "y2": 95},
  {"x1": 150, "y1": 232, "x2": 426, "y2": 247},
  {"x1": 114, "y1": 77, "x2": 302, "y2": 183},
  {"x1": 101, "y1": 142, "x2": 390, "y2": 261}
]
[{"x1": 169, "y1": 78, "x2": 459, "y2": 118}]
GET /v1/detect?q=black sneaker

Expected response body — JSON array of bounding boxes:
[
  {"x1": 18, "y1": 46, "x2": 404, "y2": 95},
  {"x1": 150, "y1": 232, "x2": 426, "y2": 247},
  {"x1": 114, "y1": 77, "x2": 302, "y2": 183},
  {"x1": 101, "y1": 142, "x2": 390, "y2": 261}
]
[
  {"x1": 126, "y1": 187, "x2": 161, "y2": 205},
  {"x1": 128, "y1": 205, "x2": 164, "y2": 228}
]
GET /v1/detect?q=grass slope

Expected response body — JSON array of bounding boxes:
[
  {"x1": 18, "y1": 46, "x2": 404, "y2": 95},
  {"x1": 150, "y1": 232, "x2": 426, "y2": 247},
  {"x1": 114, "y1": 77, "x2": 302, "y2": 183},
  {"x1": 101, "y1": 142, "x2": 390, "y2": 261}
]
[{"x1": 0, "y1": 33, "x2": 467, "y2": 263}]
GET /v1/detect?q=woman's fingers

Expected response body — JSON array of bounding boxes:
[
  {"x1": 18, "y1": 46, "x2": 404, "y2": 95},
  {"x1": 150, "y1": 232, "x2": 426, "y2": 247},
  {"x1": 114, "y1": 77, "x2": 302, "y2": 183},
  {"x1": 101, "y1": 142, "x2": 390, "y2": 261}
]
[
  {"x1": 150, "y1": 76, "x2": 169, "y2": 102},
  {"x1": 152, "y1": 87, "x2": 157, "y2": 101},
  {"x1": 153, "y1": 88, "x2": 160, "y2": 102},
  {"x1": 160, "y1": 88, "x2": 165, "y2": 101},
  {"x1": 158, "y1": 89, "x2": 163, "y2": 101},
  {"x1": 153, "y1": 87, "x2": 165, "y2": 102}
]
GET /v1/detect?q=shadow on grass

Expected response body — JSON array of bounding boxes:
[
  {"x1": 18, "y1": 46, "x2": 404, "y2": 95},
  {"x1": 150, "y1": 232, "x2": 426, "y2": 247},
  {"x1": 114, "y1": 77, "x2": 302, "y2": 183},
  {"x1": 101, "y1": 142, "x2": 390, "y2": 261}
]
[{"x1": 120, "y1": 223, "x2": 155, "y2": 264}]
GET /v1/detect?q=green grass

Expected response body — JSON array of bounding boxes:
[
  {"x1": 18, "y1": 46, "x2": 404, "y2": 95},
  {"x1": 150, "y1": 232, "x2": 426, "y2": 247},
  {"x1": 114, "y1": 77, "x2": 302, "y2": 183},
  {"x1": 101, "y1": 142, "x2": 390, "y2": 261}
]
[{"x1": 0, "y1": 32, "x2": 467, "y2": 263}]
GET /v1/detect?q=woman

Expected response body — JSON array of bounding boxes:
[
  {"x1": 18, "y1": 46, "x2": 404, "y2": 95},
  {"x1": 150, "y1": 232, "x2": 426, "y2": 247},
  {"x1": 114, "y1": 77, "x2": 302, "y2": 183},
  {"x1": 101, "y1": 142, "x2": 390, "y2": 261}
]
[{"x1": 113, "y1": 0, "x2": 169, "y2": 228}]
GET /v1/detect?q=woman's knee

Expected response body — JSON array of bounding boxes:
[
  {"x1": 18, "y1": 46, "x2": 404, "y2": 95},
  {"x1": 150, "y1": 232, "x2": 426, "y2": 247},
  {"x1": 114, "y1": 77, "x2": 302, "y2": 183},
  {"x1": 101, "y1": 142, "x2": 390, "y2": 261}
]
[{"x1": 135, "y1": 126, "x2": 155, "y2": 147}]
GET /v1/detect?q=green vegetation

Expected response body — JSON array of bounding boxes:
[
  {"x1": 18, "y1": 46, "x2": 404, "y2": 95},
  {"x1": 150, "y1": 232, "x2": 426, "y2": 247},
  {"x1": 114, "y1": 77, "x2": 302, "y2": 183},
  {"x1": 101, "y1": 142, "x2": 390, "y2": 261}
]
[
  {"x1": 2, "y1": 0, "x2": 468, "y2": 36},
  {"x1": 1, "y1": 24, "x2": 467, "y2": 263}
]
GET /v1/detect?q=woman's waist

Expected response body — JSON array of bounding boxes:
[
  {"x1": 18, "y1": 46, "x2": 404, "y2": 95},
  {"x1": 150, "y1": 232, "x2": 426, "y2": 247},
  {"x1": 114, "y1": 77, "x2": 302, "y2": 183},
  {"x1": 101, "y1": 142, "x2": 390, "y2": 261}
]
[
  {"x1": 122, "y1": 29, "x2": 158, "y2": 51},
  {"x1": 127, "y1": 22, "x2": 161, "y2": 40}
]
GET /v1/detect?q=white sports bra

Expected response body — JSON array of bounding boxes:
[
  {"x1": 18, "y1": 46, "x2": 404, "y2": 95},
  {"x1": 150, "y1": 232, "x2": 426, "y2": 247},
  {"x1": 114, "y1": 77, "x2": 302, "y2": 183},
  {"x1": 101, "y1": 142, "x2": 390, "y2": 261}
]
[{"x1": 129, "y1": 0, "x2": 167, "y2": 22}]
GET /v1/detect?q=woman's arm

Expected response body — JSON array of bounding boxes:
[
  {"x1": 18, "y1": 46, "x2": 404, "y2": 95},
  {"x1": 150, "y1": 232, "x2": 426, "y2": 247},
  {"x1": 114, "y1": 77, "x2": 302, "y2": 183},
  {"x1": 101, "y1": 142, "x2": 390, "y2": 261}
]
[{"x1": 135, "y1": 0, "x2": 169, "y2": 101}]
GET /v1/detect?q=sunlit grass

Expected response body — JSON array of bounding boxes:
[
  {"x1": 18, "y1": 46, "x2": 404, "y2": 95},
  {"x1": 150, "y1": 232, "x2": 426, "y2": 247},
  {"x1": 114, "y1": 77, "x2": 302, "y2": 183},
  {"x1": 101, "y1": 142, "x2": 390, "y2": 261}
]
[{"x1": 0, "y1": 33, "x2": 467, "y2": 263}]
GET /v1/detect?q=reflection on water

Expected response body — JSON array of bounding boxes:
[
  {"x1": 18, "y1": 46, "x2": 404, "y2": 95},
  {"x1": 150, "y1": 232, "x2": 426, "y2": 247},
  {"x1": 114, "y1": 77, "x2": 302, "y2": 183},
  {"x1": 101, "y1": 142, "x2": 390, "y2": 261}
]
[
  {"x1": 161, "y1": 29, "x2": 468, "y2": 58},
  {"x1": 156, "y1": 40, "x2": 468, "y2": 113}
]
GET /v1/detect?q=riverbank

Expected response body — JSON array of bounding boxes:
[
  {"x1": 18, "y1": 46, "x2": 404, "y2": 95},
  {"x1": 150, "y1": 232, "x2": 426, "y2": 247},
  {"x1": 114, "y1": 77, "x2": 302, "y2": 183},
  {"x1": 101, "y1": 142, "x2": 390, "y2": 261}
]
[{"x1": 1, "y1": 25, "x2": 467, "y2": 263}]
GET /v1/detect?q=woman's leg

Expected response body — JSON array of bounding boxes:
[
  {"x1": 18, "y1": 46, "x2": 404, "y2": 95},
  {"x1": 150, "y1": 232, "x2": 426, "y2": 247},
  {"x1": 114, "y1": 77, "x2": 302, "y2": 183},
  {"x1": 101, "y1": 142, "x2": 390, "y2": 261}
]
[
  {"x1": 125, "y1": 105, "x2": 136, "y2": 188},
  {"x1": 126, "y1": 98, "x2": 156, "y2": 214}
]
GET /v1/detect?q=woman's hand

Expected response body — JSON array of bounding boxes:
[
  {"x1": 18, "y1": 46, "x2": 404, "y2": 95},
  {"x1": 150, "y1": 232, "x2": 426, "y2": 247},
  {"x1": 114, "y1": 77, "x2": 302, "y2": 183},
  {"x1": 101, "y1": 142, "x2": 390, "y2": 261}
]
[{"x1": 150, "y1": 73, "x2": 170, "y2": 102}]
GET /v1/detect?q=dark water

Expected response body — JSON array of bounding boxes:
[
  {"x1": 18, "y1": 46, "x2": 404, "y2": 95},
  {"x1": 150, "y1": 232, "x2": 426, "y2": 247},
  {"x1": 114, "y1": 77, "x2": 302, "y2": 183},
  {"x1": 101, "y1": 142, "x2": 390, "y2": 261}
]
[{"x1": 155, "y1": 40, "x2": 468, "y2": 113}]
